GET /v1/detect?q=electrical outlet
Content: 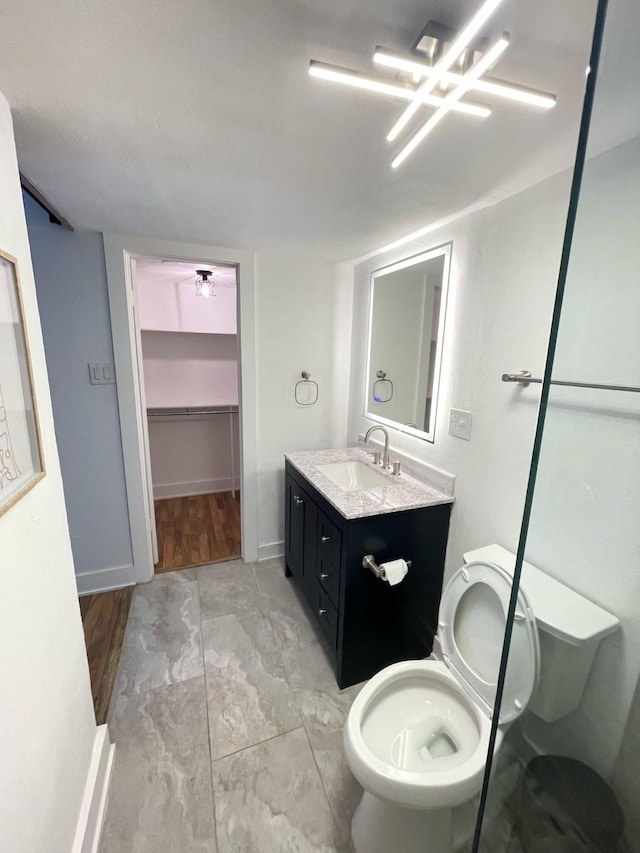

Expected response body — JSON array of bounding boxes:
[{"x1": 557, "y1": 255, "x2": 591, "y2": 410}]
[{"x1": 449, "y1": 408, "x2": 472, "y2": 441}]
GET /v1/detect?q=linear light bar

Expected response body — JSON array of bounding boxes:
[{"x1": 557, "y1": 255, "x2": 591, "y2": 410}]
[
  {"x1": 308, "y1": 62, "x2": 492, "y2": 117},
  {"x1": 386, "y1": 0, "x2": 504, "y2": 142},
  {"x1": 373, "y1": 47, "x2": 557, "y2": 109},
  {"x1": 392, "y1": 34, "x2": 510, "y2": 169}
]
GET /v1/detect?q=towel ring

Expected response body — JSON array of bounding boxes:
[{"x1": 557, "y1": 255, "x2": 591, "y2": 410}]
[
  {"x1": 373, "y1": 370, "x2": 393, "y2": 403},
  {"x1": 295, "y1": 370, "x2": 319, "y2": 406}
]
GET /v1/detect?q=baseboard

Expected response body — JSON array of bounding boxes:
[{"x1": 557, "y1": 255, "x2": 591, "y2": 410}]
[
  {"x1": 258, "y1": 541, "x2": 284, "y2": 561},
  {"x1": 76, "y1": 564, "x2": 135, "y2": 596},
  {"x1": 153, "y1": 477, "x2": 241, "y2": 500},
  {"x1": 72, "y1": 725, "x2": 115, "y2": 853}
]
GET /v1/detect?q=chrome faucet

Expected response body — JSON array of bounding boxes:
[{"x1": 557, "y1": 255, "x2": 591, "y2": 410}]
[{"x1": 364, "y1": 425, "x2": 390, "y2": 469}]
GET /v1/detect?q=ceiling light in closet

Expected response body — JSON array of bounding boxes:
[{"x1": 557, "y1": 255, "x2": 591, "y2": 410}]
[
  {"x1": 195, "y1": 269, "x2": 215, "y2": 298},
  {"x1": 308, "y1": 0, "x2": 557, "y2": 168}
]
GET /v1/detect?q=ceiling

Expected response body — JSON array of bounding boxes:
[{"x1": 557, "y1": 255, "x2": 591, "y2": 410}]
[
  {"x1": 0, "y1": 0, "x2": 636, "y2": 260},
  {"x1": 135, "y1": 258, "x2": 237, "y2": 292}
]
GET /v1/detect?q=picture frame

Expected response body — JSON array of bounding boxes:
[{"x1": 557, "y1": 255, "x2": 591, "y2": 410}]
[{"x1": 0, "y1": 249, "x2": 45, "y2": 515}]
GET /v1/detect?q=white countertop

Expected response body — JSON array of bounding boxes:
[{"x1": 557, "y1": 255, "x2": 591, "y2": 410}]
[{"x1": 285, "y1": 447, "x2": 454, "y2": 520}]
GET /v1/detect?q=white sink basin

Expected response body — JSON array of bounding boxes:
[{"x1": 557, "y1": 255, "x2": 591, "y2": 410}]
[{"x1": 316, "y1": 460, "x2": 391, "y2": 491}]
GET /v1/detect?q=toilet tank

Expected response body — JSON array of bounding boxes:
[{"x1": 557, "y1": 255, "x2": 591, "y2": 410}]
[{"x1": 463, "y1": 545, "x2": 619, "y2": 722}]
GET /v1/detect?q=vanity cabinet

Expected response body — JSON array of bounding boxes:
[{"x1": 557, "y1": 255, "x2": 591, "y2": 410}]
[{"x1": 284, "y1": 459, "x2": 452, "y2": 689}]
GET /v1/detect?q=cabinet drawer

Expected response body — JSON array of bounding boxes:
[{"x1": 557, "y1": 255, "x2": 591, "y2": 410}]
[
  {"x1": 316, "y1": 588, "x2": 338, "y2": 649},
  {"x1": 317, "y1": 554, "x2": 340, "y2": 609},
  {"x1": 318, "y1": 511, "x2": 342, "y2": 566}
]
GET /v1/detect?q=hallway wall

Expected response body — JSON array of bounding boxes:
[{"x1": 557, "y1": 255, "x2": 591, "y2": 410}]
[
  {"x1": 0, "y1": 91, "x2": 100, "y2": 853},
  {"x1": 25, "y1": 195, "x2": 133, "y2": 593}
]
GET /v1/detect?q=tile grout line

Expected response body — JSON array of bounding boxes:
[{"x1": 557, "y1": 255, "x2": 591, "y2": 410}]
[
  {"x1": 201, "y1": 557, "x2": 348, "y2": 849},
  {"x1": 195, "y1": 568, "x2": 222, "y2": 852},
  {"x1": 301, "y1": 717, "x2": 345, "y2": 846},
  {"x1": 256, "y1": 559, "x2": 347, "y2": 847},
  {"x1": 210, "y1": 724, "x2": 307, "y2": 765}
]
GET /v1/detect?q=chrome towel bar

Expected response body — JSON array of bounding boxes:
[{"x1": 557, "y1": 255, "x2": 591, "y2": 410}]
[{"x1": 502, "y1": 371, "x2": 640, "y2": 394}]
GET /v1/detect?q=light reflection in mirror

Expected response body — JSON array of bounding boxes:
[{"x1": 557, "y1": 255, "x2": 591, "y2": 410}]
[{"x1": 365, "y1": 243, "x2": 452, "y2": 442}]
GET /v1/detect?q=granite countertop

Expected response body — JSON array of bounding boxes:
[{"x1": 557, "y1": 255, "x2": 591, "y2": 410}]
[{"x1": 285, "y1": 446, "x2": 454, "y2": 520}]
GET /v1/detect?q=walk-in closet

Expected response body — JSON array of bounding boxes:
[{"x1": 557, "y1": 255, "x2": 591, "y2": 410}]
[{"x1": 135, "y1": 257, "x2": 241, "y2": 571}]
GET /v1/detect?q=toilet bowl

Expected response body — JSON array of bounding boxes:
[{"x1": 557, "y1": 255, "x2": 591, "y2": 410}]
[
  {"x1": 343, "y1": 559, "x2": 540, "y2": 853},
  {"x1": 344, "y1": 660, "x2": 495, "y2": 811}
]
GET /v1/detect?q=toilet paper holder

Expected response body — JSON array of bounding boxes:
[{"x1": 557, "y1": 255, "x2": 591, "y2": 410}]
[{"x1": 362, "y1": 554, "x2": 412, "y2": 580}]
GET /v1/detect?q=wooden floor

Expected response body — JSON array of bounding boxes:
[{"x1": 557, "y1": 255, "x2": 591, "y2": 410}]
[
  {"x1": 154, "y1": 490, "x2": 241, "y2": 573},
  {"x1": 79, "y1": 587, "x2": 133, "y2": 725}
]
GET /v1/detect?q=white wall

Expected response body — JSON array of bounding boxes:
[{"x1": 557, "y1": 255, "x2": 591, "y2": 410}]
[
  {"x1": 368, "y1": 267, "x2": 427, "y2": 425},
  {"x1": 0, "y1": 92, "x2": 100, "y2": 853},
  {"x1": 520, "y1": 135, "x2": 640, "y2": 792},
  {"x1": 349, "y1": 169, "x2": 573, "y2": 580},
  {"x1": 141, "y1": 330, "x2": 240, "y2": 498},
  {"x1": 255, "y1": 251, "x2": 353, "y2": 558},
  {"x1": 148, "y1": 411, "x2": 241, "y2": 499},
  {"x1": 25, "y1": 196, "x2": 133, "y2": 593},
  {"x1": 141, "y1": 331, "x2": 238, "y2": 407}
]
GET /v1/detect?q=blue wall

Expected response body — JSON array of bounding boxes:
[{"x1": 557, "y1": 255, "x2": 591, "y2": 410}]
[{"x1": 24, "y1": 194, "x2": 133, "y2": 589}]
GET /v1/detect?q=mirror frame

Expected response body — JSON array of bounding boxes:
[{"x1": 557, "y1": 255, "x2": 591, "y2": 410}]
[{"x1": 364, "y1": 242, "x2": 452, "y2": 443}]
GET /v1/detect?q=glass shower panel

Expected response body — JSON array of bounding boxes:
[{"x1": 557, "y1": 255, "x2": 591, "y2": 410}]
[{"x1": 474, "y1": 0, "x2": 640, "y2": 850}]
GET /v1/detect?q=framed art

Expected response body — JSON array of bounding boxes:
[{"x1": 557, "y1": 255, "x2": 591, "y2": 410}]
[{"x1": 0, "y1": 249, "x2": 44, "y2": 515}]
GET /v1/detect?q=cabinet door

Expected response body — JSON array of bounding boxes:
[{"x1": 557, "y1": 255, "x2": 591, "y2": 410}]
[
  {"x1": 301, "y1": 493, "x2": 318, "y2": 598},
  {"x1": 285, "y1": 477, "x2": 307, "y2": 578}
]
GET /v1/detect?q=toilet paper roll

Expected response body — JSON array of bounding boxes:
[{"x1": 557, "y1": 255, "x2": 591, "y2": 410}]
[{"x1": 381, "y1": 558, "x2": 409, "y2": 586}]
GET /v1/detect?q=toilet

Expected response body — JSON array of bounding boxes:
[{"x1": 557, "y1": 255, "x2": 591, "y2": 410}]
[{"x1": 343, "y1": 545, "x2": 619, "y2": 853}]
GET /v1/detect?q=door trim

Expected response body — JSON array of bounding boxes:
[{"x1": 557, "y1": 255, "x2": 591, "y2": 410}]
[{"x1": 103, "y1": 233, "x2": 258, "y2": 583}]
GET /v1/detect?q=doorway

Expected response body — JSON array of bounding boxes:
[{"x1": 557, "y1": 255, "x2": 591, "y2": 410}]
[
  {"x1": 104, "y1": 234, "x2": 259, "y2": 586},
  {"x1": 133, "y1": 256, "x2": 242, "y2": 573}
]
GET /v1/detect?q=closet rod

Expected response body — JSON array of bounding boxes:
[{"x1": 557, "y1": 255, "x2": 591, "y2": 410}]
[{"x1": 147, "y1": 407, "x2": 238, "y2": 417}]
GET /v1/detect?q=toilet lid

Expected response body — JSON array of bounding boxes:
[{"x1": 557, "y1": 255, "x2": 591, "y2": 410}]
[{"x1": 439, "y1": 561, "x2": 540, "y2": 724}]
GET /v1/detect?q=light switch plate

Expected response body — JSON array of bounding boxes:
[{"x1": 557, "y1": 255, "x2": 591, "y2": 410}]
[
  {"x1": 88, "y1": 362, "x2": 116, "y2": 385},
  {"x1": 449, "y1": 408, "x2": 472, "y2": 441}
]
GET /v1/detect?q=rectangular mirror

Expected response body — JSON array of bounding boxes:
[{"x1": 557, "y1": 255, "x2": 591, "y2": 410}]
[{"x1": 365, "y1": 243, "x2": 451, "y2": 443}]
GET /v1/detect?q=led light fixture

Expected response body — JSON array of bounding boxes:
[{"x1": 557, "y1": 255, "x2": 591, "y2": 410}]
[
  {"x1": 392, "y1": 34, "x2": 510, "y2": 168},
  {"x1": 308, "y1": 62, "x2": 492, "y2": 117},
  {"x1": 386, "y1": 0, "x2": 504, "y2": 142},
  {"x1": 308, "y1": 0, "x2": 557, "y2": 168},
  {"x1": 373, "y1": 47, "x2": 557, "y2": 109}
]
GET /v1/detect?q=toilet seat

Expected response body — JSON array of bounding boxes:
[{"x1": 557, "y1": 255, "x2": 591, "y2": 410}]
[{"x1": 439, "y1": 561, "x2": 540, "y2": 723}]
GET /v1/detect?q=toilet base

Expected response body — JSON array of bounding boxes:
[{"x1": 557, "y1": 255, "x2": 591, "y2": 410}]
[{"x1": 351, "y1": 791, "x2": 477, "y2": 853}]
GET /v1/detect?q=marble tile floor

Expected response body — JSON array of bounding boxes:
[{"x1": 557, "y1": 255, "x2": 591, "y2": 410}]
[{"x1": 100, "y1": 557, "x2": 363, "y2": 853}]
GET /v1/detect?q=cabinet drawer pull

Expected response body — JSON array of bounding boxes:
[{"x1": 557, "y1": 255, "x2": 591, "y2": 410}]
[
  {"x1": 293, "y1": 495, "x2": 304, "y2": 505},
  {"x1": 321, "y1": 535, "x2": 331, "y2": 542},
  {"x1": 318, "y1": 608, "x2": 327, "y2": 616},
  {"x1": 320, "y1": 572, "x2": 329, "y2": 580}
]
